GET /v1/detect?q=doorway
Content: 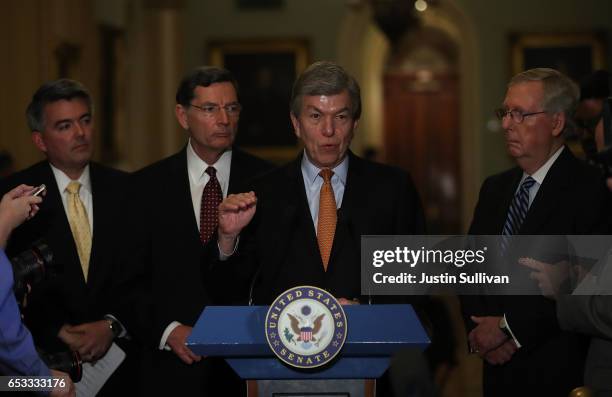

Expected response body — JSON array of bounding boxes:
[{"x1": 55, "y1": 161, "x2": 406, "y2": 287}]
[{"x1": 383, "y1": 27, "x2": 461, "y2": 233}]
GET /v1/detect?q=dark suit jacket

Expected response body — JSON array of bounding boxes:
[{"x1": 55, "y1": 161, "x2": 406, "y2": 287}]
[
  {"x1": 216, "y1": 151, "x2": 425, "y2": 305},
  {"x1": 121, "y1": 146, "x2": 272, "y2": 396},
  {"x1": 463, "y1": 147, "x2": 610, "y2": 396},
  {"x1": 0, "y1": 161, "x2": 132, "y2": 395}
]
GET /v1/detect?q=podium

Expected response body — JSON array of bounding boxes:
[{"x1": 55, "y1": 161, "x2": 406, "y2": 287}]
[{"x1": 187, "y1": 304, "x2": 429, "y2": 396}]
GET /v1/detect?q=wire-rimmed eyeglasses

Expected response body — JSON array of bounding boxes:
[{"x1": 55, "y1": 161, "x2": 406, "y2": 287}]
[
  {"x1": 190, "y1": 103, "x2": 242, "y2": 117},
  {"x1": 495, "y1": 108, "x2": 547, "y2": 123}
]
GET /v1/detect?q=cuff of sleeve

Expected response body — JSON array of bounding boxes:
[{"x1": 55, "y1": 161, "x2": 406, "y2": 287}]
[
  {"x1": 160, "y1": 321, "x2": 181, "y2": 351},
  {"x1": 218, "y1": 235, "x2": 240, "y2": 260},
  {"x1": 503, "y1": 314, "x2": 522, "y2": 348},
  {"x1": 104, "y1": 314, "x2": 129, "y2": 339}
]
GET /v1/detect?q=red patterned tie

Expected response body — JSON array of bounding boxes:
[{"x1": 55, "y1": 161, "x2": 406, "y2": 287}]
[{"x1": 200, "y1": 167, "x2": 222, "y2": 244}]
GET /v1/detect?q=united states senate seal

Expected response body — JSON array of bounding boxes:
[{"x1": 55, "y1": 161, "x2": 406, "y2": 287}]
[{"x1": 265, "y1": 286, "x2": 348, "y2": 369}]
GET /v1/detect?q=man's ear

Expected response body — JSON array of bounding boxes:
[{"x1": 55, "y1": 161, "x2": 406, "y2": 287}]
[
  {"x1": 551, "y1": 112, "x2": 565, "y2": 137},
  {"x1": 31, "y1": 132, "x2": 47, "y2": 153},
  {"x1": 175, "y1": 104, "x2": 189, "y2": 130},
  {"x1": 290, "y1": 113, "x2": 301, "y2": 139}
]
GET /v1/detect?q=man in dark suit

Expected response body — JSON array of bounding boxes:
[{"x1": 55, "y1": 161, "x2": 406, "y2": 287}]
[
  {"x1": 463, "y1": 68, "x2": 610, "y2": 396},
  {"x1": 217, "y1": 60, "x2": 425, "y2": 307},
  {"x1": 216, "y1": 60, "x2": 424, "y2": 397},
  {"x1": 123, "y1": 66, "x2": 272, "y2": 395},
  {"x1": 0, "y1": 79, "x2": 133, "y2": 395}
]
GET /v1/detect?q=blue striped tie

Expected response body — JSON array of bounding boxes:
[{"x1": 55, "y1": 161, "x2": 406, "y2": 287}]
[{"x1": 501, "y1": 176, "x2": 536, "y2": 252}]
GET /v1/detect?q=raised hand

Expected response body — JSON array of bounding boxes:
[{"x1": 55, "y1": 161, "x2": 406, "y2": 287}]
[{"x1": 218, "y1": 192, "x2": 257, "y2": 254}]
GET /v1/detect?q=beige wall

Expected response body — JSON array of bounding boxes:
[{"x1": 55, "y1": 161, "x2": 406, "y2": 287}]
[
  {"x1": 0, "y1": 0, "x2": 100, "y2": 170},
  {"x1": 2, "y1": 0, "x2": 612, "y2": 179},
  {"x1": 455, "y1": 0, "x2": 612, "y2": 178}
]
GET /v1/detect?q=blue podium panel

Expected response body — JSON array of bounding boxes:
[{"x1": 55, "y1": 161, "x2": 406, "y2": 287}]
[
  {"x1": 187, "y1": 304, "x2": 429, "y2": 357},
  {"x1": 226, "y1": 357, "x2": 390, "y2": 380}
]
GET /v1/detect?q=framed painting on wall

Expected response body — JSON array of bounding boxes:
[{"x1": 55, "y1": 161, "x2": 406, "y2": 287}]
[
  {"x1": 510, "y1": 32, "x2": 607, "y2": 82},
  {"x1": 208, "y1": 39, "x2": 310, "y2": 164}
]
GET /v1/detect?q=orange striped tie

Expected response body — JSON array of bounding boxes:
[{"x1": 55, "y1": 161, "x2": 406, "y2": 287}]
[{"x1": 317, "y1": 169, "x2": 337, "y2": 271}]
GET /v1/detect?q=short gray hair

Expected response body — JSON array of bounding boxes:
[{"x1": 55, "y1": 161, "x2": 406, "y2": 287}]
[
  {"x1": 509, "y1": 68, "x2": 579, "y2": 136},
  {"x1": 290, "y1": 61, "x2": 361, "y2": 119},
  {"x1": 26, "y1": 79, "x2": 93, "y2": 132}
]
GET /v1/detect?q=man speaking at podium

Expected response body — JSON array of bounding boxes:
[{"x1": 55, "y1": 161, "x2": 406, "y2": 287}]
[{"x1": 215, "y1": 61, "x2": 425, "y2": 308}]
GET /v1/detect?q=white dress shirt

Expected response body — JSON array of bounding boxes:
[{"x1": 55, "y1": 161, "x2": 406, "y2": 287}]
[{"x1": 515, "y1": 145, "x2": 564, "y2": 209}]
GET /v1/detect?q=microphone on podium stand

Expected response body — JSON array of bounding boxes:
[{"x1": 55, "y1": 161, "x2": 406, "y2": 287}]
[{"x1": 248, "y1": 267, "x2": 261, "y2": 306}]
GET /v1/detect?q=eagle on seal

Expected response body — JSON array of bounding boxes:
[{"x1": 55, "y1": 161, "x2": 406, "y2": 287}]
[{"x1": 287, "y1": 313, "x2": 325, "y2": 342}]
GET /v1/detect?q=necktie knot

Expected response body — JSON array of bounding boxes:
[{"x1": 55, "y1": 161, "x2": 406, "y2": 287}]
[
  {"x1": 520, "y1": 176, "x2": 536, "y2": 191},
  {"x1": 205, "y1": 166, "x2": 217, "y2": 178},
  {"x1": 66, "y1": 180, "x2": 81, "y2": 195},
  {"x1": 319, "y1": 169, "x2": 334, "y2": 183}
]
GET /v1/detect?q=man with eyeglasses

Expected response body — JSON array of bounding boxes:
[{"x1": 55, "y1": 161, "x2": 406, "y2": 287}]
[
  {"x1": 119, "y1": 66, "x2": 272, "y2": 395},
  {"x1": 462, "y1": 68, "x2": 610, "y2": 396}
]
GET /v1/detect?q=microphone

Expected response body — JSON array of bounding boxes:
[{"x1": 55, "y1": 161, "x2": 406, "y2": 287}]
[
  {"x1": 248, "y1": 266, "x2": 262, "y2": 306},
  {"x1": 339, "y1": 210, "x2": 372, "y2": 304}
]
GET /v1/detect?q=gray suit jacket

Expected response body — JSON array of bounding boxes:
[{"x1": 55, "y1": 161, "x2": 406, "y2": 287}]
[{"x1": 558, "y1": 292, "x2": 612, "y2": 394}]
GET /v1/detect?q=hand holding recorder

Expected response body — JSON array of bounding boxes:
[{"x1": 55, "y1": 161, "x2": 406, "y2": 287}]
[{"x1": 0, "y1": 184, "x2": 45, "y2": 248}]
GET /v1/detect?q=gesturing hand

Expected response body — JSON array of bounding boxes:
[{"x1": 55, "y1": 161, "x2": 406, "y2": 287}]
[{"x1": 218, "y1": 192, "x2": 257, "y2": 253}]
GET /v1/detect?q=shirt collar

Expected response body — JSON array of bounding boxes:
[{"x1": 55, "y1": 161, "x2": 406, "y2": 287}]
[
  {"x1": 525, "y1": 146, "x2": 564, "y2": 185},
  {"x1": 301, "y1": 150, "x2": 349, "y2": 186},
  {"x1": 186, "y1": 139, "x2": 232, "y2": 184},
  {"x1": 50, "y1": 163, "x2": 91, "y2": 194}
]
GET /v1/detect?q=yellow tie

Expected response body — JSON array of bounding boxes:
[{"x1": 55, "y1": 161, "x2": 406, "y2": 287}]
[
  {"x1": 66, "y1": 181, "x2": 92, "y2": 280},
  {"x1": 317, "y1": 169, "x2": 337, "y2": 271}
]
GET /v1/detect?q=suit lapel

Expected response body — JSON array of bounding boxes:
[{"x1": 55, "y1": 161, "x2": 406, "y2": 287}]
[
  {"x1": 496, "y1": 169, "x2": 524, "y2": 234},
  {"x1": 170, "y1": 148, "x2": 202, "y2": 248},
  {"x1": 37, "y1": 163, "x2": 84, "y2": 285},
  {"x1": 87, "y1": 163, "x2": 120, "y2": 290},
  {"x1": 330, "y1": 152, "x2": 364, "y2": 269},
  {"x1": 263, "y1": 156, "x2": 321, "y2": 277},
  {"x1": 228, "y1": 149, "x2": 245, "y2": 194},
  {"x1": 520, "y1": 147, "x2": 572, "y2": 234},
  {"x1": 87, "y1": 164, "x2": 104, "y2": 288}
]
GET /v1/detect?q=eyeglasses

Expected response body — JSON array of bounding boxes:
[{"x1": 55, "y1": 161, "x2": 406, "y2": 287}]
[
  {"x1": 190, "y1": 103, "x2": 242, "y2": 117},
  {"x1": 495, "y1": 108, "x2": 547, "y2": 123}
]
